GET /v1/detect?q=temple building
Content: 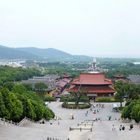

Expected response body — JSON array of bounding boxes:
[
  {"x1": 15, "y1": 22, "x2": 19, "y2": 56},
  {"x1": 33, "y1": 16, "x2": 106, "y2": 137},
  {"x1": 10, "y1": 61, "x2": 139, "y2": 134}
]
[
  {"x1": 113, "y1": 74, "x2": 128, "y2": 83},
  {"x1": 68, "y1": 59, "x2": 115, "y2": 99}
]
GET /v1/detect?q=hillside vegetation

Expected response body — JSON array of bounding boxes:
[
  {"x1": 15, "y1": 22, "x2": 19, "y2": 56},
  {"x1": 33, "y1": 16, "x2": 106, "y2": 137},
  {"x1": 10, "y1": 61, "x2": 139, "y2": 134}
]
[{"x1": 0, "y1": 66, "x2": 54, "y2": 122}]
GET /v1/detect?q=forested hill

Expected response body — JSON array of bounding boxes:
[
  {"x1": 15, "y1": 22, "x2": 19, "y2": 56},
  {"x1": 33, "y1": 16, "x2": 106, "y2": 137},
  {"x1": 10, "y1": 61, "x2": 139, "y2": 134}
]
[
  {"x1": 0, "y1": 45, "x2": 39, "y2": 59},
  {"x1": 0, "y1": 66, "x2": 42, "y2": 84},
  {"x1": 18, "y1": 47, "x2": 71, "y2": 60},
  {"x1": 0, "y1": 45, "x2": 92, "y2": 61},
  {"x1": 0, "y1": 66, "x2": 55, "y2": 122}
]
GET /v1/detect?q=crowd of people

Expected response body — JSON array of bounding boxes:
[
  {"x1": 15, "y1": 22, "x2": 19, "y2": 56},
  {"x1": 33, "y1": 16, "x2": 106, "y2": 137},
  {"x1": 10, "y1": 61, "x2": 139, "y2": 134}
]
[
  {"x1": 85, "y1": 103, "x2": 105, "y2": 121},
  {"x1": 112, "y1": 124, "x2": 134, "y2": 131},
  {"x1": 84, "y1": 103, "x2": 135, "y2": 132}
]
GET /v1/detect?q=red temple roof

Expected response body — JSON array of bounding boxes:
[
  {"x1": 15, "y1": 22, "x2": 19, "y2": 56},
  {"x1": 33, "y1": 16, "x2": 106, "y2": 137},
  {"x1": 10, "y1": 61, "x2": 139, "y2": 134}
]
[
  {"x1": 68, "y1": 85, "x2": 115, "y2": 94},
  {"x1": 72, "y1": 73, "x2": 112, "y2": 85}
]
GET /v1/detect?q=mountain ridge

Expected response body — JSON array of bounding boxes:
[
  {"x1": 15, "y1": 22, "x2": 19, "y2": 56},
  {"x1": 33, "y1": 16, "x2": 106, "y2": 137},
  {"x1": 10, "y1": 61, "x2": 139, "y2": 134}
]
[
  {"x1": 0, "y1": 45, "x2": 40, "y2": 59},
  {"x1": 0, "y1": 45, "x2": 92, "y2": 61},
  {"x1": 18, "y1": 47, "x2": 71, "y2": 59}
]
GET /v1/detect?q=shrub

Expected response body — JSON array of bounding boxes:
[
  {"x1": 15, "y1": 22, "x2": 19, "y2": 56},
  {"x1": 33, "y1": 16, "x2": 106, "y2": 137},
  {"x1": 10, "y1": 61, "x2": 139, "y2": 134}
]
[
  {"x1": 62, "y1": 102, "x2": 91, "y2": 109},
  {"x1": 60, "y1": 95, "x2": 89, "y2": 102},
  {"x1": 44, "y1": 96, "x2": 56, "y2": 102},
  {"x1": 96, "y1": 97, "x2": 117, "y2": 102},
  {"x1": 122, "y1": 100, "x2": 140, "y2": 123}
]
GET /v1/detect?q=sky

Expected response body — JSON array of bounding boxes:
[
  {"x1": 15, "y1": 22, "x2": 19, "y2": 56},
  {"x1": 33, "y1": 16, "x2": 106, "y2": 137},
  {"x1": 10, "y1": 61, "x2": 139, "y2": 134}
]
[{"x1": 0, "y1": 0, "x2": 140, "y2": 58}]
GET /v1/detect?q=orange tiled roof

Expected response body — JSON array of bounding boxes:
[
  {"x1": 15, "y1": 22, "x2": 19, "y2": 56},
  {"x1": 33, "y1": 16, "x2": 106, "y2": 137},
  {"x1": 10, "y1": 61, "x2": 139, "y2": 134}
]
[{"x1": 72, "y1": 73, "x2": 112, "y2": 85}]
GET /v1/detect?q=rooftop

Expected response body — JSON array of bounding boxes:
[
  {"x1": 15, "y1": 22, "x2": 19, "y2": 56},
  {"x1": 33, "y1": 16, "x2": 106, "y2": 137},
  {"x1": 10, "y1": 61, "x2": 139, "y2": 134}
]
[
  {"x1": 72, "y1": 73, "x2": 112, "y2": 85},
  {"x1": 128, "y1": 75, "x2": 140, "y2": 84},
  {"x1": 69, "y1": 85, "x2": 115, "y2": 94}
]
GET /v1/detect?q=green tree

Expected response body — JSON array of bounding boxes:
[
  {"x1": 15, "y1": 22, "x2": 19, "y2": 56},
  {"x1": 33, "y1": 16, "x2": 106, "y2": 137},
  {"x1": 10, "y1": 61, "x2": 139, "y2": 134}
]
[
  {"x1": 0, "y1": 85, "x2": 54, "y2": 122},
  {"x1": 122, "y1": 100, "x2": 140, "y2": 123},
  {"x1": 34, "y1": 82, "x2": 48, "y2": 94},
  {"x1": 25, "y1": 99, "x2": 36, "y2": 120},
  {"x1": 12, "y1": 84, "x2": 27, "y2": 94},
  {"x1": 115, "y1": 81, "x2": 127, "y2": 107},
  {"x1": 31, "y1": 100, "x2": 43, "y2": 121},
  {"x1": 43, "y1": 107, "x2": 55, "y2": 120},
  {"x1": 71, "y1": 88, "x2": 88, "y2": 107},
  {"x1": 131, "y1": 103, "x2": 140, "y2": 123},
  {"x1": 3, "y1": 82, "x2": 15, "y2": 91},
  {"x1": 0, "y1": 92, "x2": 10, "y2": 119},
  {"x1": 8, "y1": 92, "x2": 23, "y2": 122}
]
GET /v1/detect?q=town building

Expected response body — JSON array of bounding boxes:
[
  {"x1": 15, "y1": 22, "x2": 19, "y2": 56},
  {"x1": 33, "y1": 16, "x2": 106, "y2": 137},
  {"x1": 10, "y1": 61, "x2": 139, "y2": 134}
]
[
  {"x1": 113, "y1": 74, "x2": 128, "y2": 83},
  {"x1": 21, "y1": 74, "x2": 71, "y2": 97},
  {"x1": 127, "y1": 75, "x2": 140, "y2": 84}
]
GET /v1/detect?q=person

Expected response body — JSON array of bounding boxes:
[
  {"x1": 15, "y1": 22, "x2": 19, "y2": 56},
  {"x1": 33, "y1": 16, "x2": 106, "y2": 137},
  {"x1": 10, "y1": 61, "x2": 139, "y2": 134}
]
[
  {"x1": 119, "y1": 125, "x2": 122, "y2": 131},
  {"x1": 122, "y1": 126, "x2": 125, "y2": 130},
  {"x1": 71, "y1": 115, "x2": 74, "y2": 119},
  {"x1": 112, "y1": 124, "x2": 115, "y2": 131},
  {"x1": 129, "y1": 124, "x2": 133, "y2": 130},
  {"x1": 109, "y1": 116, "x2": 112, "y2": 121}
]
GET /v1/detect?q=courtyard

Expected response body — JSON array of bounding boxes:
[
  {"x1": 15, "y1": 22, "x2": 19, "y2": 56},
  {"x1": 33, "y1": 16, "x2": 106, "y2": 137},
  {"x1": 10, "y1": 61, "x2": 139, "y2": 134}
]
[{"x1": 0, "y1": 102, "x2": 140, "y2": 140}]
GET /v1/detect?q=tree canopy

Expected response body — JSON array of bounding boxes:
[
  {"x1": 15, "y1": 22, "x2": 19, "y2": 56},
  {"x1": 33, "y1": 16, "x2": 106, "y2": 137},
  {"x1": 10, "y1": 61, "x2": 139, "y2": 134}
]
[{"x1": 0, "y1": 84, "x2": 54, "y2": 122}]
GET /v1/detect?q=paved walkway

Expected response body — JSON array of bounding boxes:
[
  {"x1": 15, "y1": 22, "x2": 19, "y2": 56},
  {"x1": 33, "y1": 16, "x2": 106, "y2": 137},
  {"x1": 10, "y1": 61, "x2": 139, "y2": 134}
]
[{"x1": 0, "y1": 102, "x2": 140, "y2": 140}]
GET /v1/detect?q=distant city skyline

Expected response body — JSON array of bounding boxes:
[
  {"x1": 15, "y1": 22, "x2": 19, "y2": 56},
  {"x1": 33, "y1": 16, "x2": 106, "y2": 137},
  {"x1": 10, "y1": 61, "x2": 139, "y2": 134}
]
[{"x1": 0, "y1": 0, "x2": 140, "y2": 58}]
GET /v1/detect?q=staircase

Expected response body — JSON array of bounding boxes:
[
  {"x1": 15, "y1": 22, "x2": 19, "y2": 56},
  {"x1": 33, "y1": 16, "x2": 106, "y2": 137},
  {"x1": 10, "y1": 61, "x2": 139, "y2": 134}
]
[{"x1": 0, "y1": 118, "x2": 62, "y2": 140}]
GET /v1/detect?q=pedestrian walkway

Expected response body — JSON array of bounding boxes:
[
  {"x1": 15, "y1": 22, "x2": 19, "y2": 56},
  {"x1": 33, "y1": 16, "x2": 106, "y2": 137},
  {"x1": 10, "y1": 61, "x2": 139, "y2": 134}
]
[{"x1": 0, "y1": 102, "x2": 140, "y2": 140}]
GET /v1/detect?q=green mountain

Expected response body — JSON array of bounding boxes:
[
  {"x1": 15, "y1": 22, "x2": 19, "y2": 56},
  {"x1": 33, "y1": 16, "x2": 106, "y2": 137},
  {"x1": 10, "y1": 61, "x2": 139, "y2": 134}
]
[
  {"x1": 0, "y1": 45, "x2": 92, "y2": 61},
  {"x1": 18, "y1": 47, "x2": 71, "y2": 61},
  {"x1": 0, "y1": 45, "x2": 39, "y2": 59}
]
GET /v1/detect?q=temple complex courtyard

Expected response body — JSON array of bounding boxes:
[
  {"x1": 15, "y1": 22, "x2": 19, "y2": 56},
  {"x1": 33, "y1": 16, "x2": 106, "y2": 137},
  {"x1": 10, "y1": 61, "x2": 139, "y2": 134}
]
[{"x1": 0, "y1": 102, "x2": 140, "y2": 140}]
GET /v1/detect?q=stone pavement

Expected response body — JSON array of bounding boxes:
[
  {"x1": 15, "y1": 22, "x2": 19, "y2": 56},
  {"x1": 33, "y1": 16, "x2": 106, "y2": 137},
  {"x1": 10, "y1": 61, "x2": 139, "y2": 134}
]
[{"x1": 0, "y1": 102, "x2": 140, "y2": 140}]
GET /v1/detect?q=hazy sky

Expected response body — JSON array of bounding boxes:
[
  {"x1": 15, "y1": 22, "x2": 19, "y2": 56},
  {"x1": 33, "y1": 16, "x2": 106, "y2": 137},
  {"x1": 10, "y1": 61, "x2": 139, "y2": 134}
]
[{"x1": 0, "y1": 0, "x2": 140, "y2": 57}]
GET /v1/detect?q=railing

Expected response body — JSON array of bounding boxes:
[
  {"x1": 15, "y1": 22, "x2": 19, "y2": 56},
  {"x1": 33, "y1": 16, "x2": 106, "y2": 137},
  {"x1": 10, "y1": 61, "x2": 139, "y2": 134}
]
[
  {"x1": 45, "y1": 138, "x2": 61, "y2": 140},
  {"x1": 69, "y1": 127, "x2": 93, "y2": 132}
]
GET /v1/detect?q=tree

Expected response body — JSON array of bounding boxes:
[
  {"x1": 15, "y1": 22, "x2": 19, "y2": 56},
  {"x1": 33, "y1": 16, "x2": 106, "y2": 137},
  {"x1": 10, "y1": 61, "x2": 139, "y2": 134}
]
[
  {"x1": 127, "y1": 84, "x2": 140, "y2": 100},
  {"x1": 114, "y1": 81, "x2": 126, "y2": 107},
  {"x1": 43, "y1": 107, "x2": 55, "y2": 120},
  {"x1": 0, "y1": 85, "x2": 54, "y2": 122},
  {"x1": 121, "y1": 101, "x2": 135, "y2": 119},
  {"x1": 31, "y1": 100, "x2": 44, "y2": 121},
  {"x1": 0, "y1": 88, "x2": 11, "y2": 117},
  {"x1": 71, "y1": 88, "x2": 88, "y2": 107},
  {"x1": 12, "y1": 84, "x2": 27, "y2": 94},
  {"x1": 8, "y1": 92, "x2": 23, "y2": 122},
  {"x1": 25, "y1": 99, "x2": 36, "y2": 120},
  {"x1": 34, "y1": 82, "x2": 48, "y2": 94},
  {"x1": 122, "y1": 100, "x2": 140, "y2": 123},
  {"x1": 3, "y1": 82, "x2": 15, "y2": 91},
  {"x1": 131, "y1": 102, "x2": 140, "y2": 123},
  {"x1": 0, "y1": 92, "x2": 10, "y2": 119},
  {"x1": 0, "y1": 88, "x2": 23, "y2": 121}
]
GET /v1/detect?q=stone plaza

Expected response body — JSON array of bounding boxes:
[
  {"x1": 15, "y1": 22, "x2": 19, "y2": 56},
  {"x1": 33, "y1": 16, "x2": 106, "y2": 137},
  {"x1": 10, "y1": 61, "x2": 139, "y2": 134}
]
[{"x1": 0, "y1": 102, "x2": 140, "y2": 140}]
